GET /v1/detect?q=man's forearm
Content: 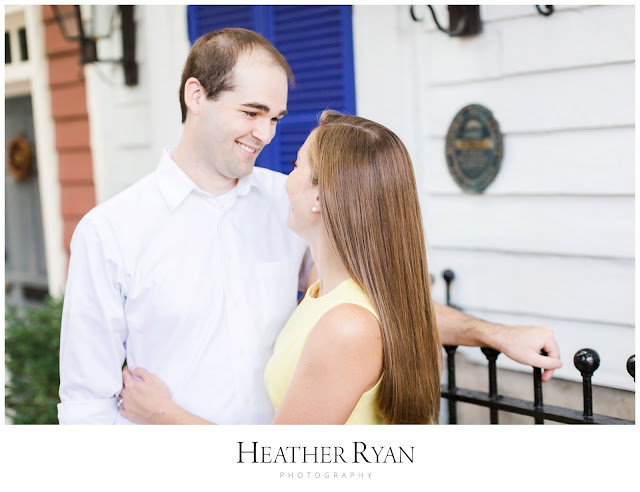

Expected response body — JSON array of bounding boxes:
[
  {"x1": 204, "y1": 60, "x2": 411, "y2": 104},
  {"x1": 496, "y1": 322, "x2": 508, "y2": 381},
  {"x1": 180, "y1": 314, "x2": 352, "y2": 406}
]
[
  {"x1": 434, "y1": 302, "x2": 502, "y2": 349},
  {"x1": 433, "y1": 301, "x2": 562, "y2": 380},
  {"x1": 59, "y1": 217, "x2": 129, "y2": 423}
]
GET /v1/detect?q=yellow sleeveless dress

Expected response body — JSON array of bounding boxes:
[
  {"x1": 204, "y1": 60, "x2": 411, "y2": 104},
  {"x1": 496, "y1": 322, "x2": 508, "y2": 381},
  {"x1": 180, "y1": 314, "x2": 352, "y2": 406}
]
[{"x1": 264, "y1": 278, "x2": 384, "y2": 424}]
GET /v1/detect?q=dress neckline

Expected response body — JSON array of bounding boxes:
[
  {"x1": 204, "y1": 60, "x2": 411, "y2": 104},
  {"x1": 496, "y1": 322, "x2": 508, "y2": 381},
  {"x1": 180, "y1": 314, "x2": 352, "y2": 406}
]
[{"x1": 306, "y1": 277, "x2": 355, "y2": 300}]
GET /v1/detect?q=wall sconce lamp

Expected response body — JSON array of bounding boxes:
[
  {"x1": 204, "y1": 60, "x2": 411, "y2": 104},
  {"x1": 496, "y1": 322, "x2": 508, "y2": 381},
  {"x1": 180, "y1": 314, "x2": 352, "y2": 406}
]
[
  {"x1": 536, "y1": 5, "x2": 554, "y2": 16},
  {"x1": 410, "y1": 5, "x2": 482, "y2": 37},
  {"x1": 51, "y1": 5, "x2": 138, "y2": 86}
]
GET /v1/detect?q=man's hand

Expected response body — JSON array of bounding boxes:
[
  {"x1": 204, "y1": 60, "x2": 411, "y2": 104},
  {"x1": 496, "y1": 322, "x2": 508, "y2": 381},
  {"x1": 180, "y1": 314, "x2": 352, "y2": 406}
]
[{"x1": 489, "y1": 324, "x2": 562, "y2": 382}]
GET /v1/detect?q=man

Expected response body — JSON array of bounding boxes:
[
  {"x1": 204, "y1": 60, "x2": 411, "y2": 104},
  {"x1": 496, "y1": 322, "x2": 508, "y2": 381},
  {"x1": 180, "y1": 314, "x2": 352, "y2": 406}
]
[{"x1": 58, "y1": 28, "x2": 561, "y2": 424}]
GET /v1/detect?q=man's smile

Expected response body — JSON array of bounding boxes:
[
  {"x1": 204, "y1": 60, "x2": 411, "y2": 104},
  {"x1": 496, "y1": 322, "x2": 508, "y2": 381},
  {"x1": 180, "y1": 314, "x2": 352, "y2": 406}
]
[{"x1": 237, "y1": 141, "x2": 258, "y2": 154}]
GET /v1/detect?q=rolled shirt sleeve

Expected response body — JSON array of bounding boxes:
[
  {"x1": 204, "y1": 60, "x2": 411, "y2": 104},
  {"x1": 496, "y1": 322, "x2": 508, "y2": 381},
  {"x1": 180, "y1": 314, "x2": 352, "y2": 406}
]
[{"x1": 58, "y1": 216, "x2": 129, "y2": 424}]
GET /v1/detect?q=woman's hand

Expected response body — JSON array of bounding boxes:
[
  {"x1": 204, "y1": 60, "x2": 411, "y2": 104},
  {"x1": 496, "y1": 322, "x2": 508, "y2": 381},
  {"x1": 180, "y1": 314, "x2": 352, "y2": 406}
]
[{"x1": 119, "y1": 366, "x2": 173, "y2": 424}]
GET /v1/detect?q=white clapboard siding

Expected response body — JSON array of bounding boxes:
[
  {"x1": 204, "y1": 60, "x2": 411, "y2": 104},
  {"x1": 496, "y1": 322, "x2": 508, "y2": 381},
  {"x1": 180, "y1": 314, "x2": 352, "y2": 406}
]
[
  {"x1": 421, "y1": 195, "x2": 634, "y2": 259},
  {"x1": 500, "y1": 6, "x2": 634, "y2": 76},
  {"x1": 427, "y1": 250, "x2": 634, "y2": 326},
  {"x1": 421, "y1": 5, "x2": 596, "y2": 32},
  {"x1": 352, "y1": 5, "x2": 635, "y2": 390},
  {"x1": 422, "y1": 63, "x2": 634, "y2": 136},
  {"x1": 448, "y1": 311, "x2": 635, "y2": 392},
  {"x1": 416, "y1": 127, "x2": 635, "y2": 196},
  {"x1": 421, "y1": 5, "x2": 634, "y2": 85},
  {"x1": 481, "y1": 4, "x2": 591, "y2": 22},
  {"x1": 418, "y1": 19, "x2": 502, "y2": 84}
]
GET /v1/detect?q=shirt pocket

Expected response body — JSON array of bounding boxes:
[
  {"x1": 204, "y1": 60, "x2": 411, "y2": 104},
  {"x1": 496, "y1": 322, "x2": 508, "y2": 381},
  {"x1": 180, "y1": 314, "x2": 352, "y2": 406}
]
[{"x1": 255, "y1": 260, "x2": 300, "y2": 339}]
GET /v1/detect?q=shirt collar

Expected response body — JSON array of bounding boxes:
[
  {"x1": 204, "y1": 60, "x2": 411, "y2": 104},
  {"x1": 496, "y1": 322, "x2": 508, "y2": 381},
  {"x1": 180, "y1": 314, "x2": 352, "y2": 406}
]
[
  {"x1": 236, "y1": 169, "x2": 262, "y2": 197},
  {"x1": 155, "y1": 147, "x2": 198, "y2": 210},
  {"x1": 155, "y1": 147, "x2": 263, "y2": 209}
]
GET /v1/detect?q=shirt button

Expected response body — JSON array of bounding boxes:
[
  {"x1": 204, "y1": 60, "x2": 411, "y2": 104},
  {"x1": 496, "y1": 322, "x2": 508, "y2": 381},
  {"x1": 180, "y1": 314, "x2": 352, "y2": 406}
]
[
  {"x1": 227, "y1": 255, "x2": 233, "y2": 261},
  {"x1": 245, "y1": 397, "x2": 251, "y2": 404},
  {"x1": 239, "y1": 349, "x2": 245, "y2": 356}
]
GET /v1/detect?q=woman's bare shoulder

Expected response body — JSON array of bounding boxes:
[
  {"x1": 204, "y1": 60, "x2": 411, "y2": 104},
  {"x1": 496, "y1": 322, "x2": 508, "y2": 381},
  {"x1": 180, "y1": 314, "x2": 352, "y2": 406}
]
[{"x1": 306, "y1": 303, "x2": 383, "y2": 388}]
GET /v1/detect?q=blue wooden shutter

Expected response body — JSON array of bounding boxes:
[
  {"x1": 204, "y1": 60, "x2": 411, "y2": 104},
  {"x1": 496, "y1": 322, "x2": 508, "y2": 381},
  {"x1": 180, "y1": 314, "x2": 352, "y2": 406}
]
[
  {"x1": 186, "y1": 5, "x2": 356, "y2": 174},
  {"x1": 187, "y1": 5, "x2": 254, "y2": 40}
]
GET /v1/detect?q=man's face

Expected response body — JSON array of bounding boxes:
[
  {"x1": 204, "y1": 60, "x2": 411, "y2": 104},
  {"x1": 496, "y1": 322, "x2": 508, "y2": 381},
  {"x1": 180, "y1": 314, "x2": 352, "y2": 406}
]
[{"x1": 193, "y1": 50, "x2": 289, "y2": 181}]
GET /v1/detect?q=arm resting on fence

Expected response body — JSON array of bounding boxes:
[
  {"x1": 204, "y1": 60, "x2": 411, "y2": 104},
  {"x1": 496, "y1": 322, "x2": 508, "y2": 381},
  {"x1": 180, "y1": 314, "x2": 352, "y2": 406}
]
[{"x1": 434, "y1": 302, "x2": 562, "y2": 382}]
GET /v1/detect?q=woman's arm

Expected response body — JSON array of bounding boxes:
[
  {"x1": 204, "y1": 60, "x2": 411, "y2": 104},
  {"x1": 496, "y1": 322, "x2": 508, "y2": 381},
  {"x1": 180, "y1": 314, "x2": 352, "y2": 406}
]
[
  {"x1": 272, "y1": 303, "x2": 382, "y2": 424},
  {"x1": 119, "y1": 367, "x2": 213, "y2": 424},
  {"x1": 119, "y1": 303, "x2": 382, "y2": 425}
]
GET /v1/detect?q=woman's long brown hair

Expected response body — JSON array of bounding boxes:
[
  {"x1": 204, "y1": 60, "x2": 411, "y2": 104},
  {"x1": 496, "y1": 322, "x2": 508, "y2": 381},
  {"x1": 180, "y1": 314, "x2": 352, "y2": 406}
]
[{"x1": 308, "y1": 111, "x2": 442, "y2": 424}]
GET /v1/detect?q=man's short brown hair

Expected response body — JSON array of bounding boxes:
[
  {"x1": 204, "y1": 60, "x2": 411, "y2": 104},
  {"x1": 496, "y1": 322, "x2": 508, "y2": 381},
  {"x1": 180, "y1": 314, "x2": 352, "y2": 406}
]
[{"x1": 179, "y1": 28, "x2": 294, "y2": 123}]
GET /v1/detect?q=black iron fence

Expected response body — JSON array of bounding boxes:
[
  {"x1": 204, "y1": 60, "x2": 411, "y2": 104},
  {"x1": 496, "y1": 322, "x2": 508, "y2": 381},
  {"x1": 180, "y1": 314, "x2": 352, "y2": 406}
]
[{"x1": 438, "y1": 270, "x2": 635, "y2": 425}]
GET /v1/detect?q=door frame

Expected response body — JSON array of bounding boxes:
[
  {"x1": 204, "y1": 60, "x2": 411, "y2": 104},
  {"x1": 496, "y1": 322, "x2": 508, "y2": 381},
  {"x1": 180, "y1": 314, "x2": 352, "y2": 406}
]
[{"x1": 5, "y1": 6, "x2": 66, "y2": 297}]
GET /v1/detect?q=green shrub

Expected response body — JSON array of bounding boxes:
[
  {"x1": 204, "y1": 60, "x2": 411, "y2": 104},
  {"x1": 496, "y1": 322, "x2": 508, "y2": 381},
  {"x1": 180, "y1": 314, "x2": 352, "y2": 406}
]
[{"x1": 5, "y1": 297, "x2": 63, "y2": 424}]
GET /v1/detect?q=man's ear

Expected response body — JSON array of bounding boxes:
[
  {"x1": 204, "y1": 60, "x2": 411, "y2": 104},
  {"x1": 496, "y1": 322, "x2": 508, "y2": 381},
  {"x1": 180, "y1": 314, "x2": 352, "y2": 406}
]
[{"x1": 183, "y1": 77, "x2": 205, "y2": 117}]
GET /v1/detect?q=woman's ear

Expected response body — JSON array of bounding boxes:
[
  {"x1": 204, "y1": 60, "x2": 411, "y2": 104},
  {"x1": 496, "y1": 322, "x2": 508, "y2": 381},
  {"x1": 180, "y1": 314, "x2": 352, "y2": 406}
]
[
  {"x1": 313, "y1": 193, "x2": 321, "y2": 214},
  {"x1": 183, "y1": 77, "x2": 205, "y2": 117}
]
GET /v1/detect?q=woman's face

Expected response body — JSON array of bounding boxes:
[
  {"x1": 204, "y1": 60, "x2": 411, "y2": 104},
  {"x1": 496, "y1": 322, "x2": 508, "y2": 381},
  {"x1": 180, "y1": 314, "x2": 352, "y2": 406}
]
[{"x1": 285, "y1": 133, "x2": 319, "y2": 239}]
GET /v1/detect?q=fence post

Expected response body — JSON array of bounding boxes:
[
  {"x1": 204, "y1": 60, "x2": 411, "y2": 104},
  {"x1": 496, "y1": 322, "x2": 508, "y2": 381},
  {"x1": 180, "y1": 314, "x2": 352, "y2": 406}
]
[
  {"x1": 444, "y1": 345, "x2": 458, "y2": 424},
  {"x1": 532, "y1": 350, "x2": 546, "y2": 424},
  {"x1": 481, "y1": 347, "x2": 500, "y2": 424},
  {"x1": 574, "y1": 348, "x2": 600, "y2": 420}
]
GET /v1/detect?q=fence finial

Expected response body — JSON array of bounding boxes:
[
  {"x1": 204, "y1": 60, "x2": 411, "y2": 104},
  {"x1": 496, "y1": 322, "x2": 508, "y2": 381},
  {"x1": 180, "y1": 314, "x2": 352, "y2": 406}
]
[
  {"x1": 574, "y1": 348, "x2": 600, "y2": 376},
  {"x1": 442, "y1": 269, "x2": 455, "y2": 307}
]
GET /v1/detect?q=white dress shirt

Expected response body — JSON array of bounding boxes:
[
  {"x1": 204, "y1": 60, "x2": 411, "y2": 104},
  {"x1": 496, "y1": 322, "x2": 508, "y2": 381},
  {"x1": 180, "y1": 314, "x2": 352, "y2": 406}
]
[{"x1": 58, "y1": 148, "x2": 311, "y2": 424}]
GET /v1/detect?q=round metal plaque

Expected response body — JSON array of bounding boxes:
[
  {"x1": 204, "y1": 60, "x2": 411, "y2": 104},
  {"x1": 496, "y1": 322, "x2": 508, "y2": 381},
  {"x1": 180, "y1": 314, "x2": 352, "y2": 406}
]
[{"x1": 445, "y1": 104, "x2": 503, "y2": 193}]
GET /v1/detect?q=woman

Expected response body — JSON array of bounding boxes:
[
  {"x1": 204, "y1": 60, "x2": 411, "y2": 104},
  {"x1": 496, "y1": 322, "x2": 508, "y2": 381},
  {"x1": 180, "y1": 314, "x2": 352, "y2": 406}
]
[{"x1": 118, "y1": 111, "x2": 442, "y2": 424}]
